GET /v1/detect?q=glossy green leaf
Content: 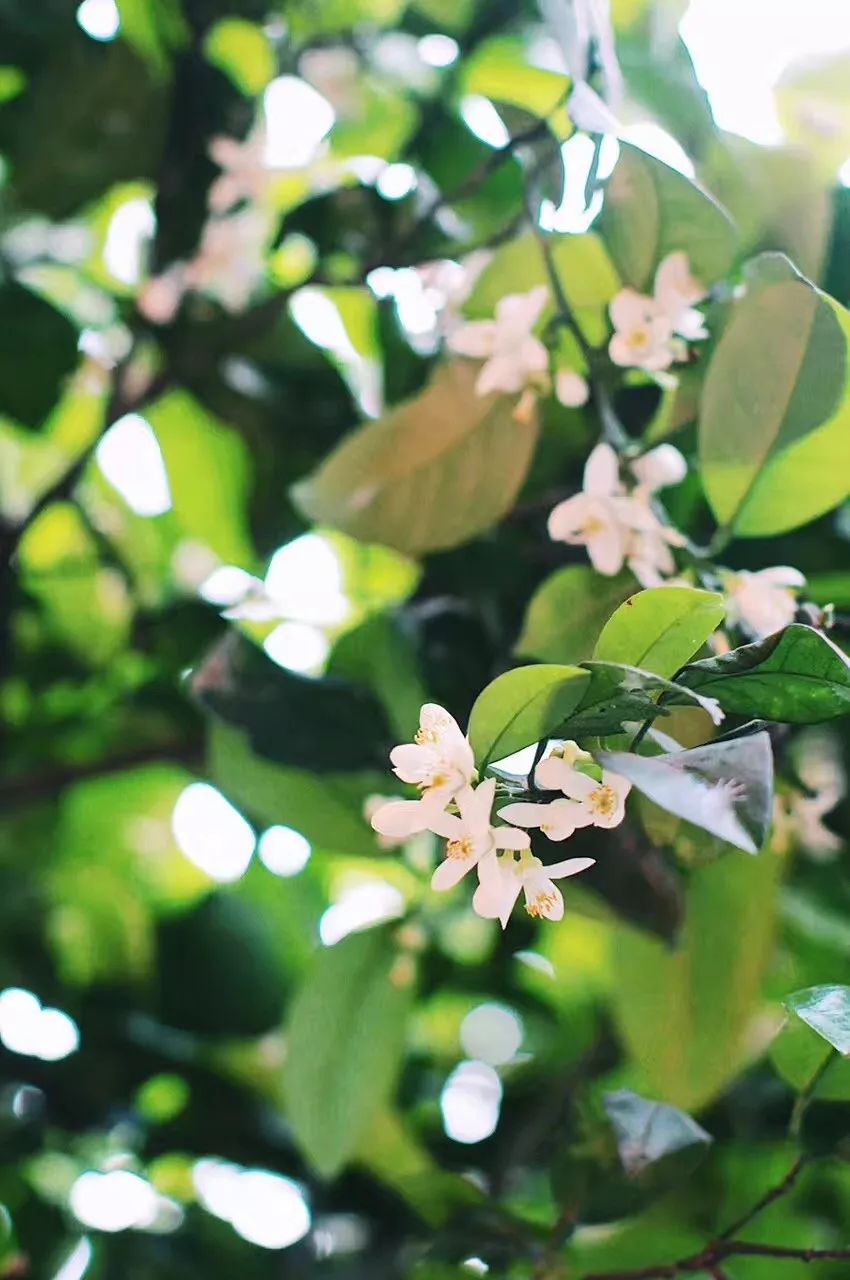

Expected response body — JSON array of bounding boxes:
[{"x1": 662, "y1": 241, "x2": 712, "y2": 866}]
[
  {"x1": 516, "y1": 567, "x2": 635, "y2": 665},
  {"x1": 598, "y1": 733, "x2": 774, "y2": 853},
  {"x1": 771, "y1": 1012, "x2": 850, "y2": 1101},
  {"x1": 678, "y1": 624, "x2": 850, "y2": 724},
  {"x1": 785, "y1": 985, "x2": 850, "y2": 1055},
  {"x1": 192, "y1": 632, "x2": 390, "y2": 771},
  {"x1": 593, "y1": 587, "x2": 724, "y2": 679},
  {"x1": 604, "y1": 1089, "x2": 712, "y2": 1178},
  {"x1": 292, "y1": 361, "x2": 540, "y2": 555},
  {"x1": 116, "y1": 0, "x2": 188, "y2": 73},
  {"x1": 468, "y1": 664, "x2": 589, "y2": 767},
  {"x1": 699, "y1": 281, "x2": 850, "y2": 535},
  {"x1": 599, "y1": 141, "x2": 737, "y2": 291},
  {"x1": 612, "y1": 849, "x2": 780, "y2": 1109},
  {"x1": 284, "y1": 929, "x2": 411, "y2": 1178}
]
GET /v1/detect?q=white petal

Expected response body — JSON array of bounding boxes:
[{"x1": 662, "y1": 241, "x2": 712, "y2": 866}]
[
  {"x1": 495, "y1": 285, "x2": 549, "y2": 336},
  {"x1": 459, "y1": 777, "x2": 496, "y2": 831},
  {"x1": 431, "y1": 853, "x2": 476, "y2": 891},
  {"x1": 553, "y1": 768, "x2": 597, "y2": 802},
  {"x1": 609, "y1": 289, "x2": 658, "y2": 332},
  {"x1": 547, "y1": 493, "x2": 594, "y2": 542},
  {"x1": 654, "y1": 251, "x2": 705, "y2": 313},
  {"x1": 583, "y1": 442, "x2": 621, "y2": 496},
  {"x1": 477, "y1": 353, "x2": 525, "y2": 395},
  {"x1": 555, "y1": 369, "x2": 590, "y2": 407},
  {"x1": 495, "y1": 825, "x2": 531, "y2": 850},
  {"x1": 630, "y1": 444, "x2": 687, "y2": 493},
  {"x1": 544, "y1": 856, "x2": 596, "y2": 879},
  {"x1": 427, "y1": 809, "x2": 465, "y2": 840},
  {"x1": 523, "y1": 874, "x2": 564, "y2": 921},
  {"x1": 448, "y1": 320, "x2": 497, "y2": 359},
  {"x1": 587, "y1": 522, "x2": 627, "y2": 576},
  {"x1": 371, "y1": 799, "x2": 434, "y2": 838},
  {"x1": 391, "y1": 742, "x2": 436, "y2": 784},
  {"x1": 473, "y1": 859, "x2": 521, "y2": 927},
  {"x1": 535, "y1": 756, "x2": 575, "y2": 791},
  {"x1": 755, "y1": 566, "x2": 806, "y2": 589},
  {"x1": 542, "y1": 798, "x2": 587, "y2": 840},
  {"x1": 497, "y1": 802, "x2": 547, "y2": 829}
]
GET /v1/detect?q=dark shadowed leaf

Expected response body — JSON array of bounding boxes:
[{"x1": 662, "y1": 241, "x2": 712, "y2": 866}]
[
  {"x1": 562, "y1": 661, "x2": 722, "y2": 737},
  {"x1": 598, "y1": 733, "x2": 774, "y2": 853},
  {"x1": 191, "y1": 631, "x2": 390, "y2": 771},
  {"x1": 604, "y1": 1089, "x2": 712, "y2": 1178},
  {"x1": 284, "y1": 929, "x2": 412, "y2": 1178},
  {"x1": 678, "y1": 625, "x2": 850, "y2": 723},
  {"x1": 593, "y1": 587, "x2": 724, "y2": 679},
  {"x1": 468, "y1": 664, "x2": 590, "y2": 767},
  {"x1": 516, "y1": 566, "x2": 635, "y2": 664},
  {"x1": 785, "y1": 986, "x2": 850, "y2": 1055},
  {"x1": 0, "y1": 283, "x2": 78, "y2": 427},
  {"x1": 291, "y1": 360, "x2": 540, "y2": 555}
]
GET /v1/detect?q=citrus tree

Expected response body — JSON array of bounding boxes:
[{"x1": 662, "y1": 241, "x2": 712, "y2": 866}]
[{"x1": 4, "y1": 0, "x2": 850, "y2": 1276}]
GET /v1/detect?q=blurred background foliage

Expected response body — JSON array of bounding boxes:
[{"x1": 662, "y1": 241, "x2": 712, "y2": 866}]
[{"x1": 5, "y1": 0, "x2": 850, "y2": 1277}]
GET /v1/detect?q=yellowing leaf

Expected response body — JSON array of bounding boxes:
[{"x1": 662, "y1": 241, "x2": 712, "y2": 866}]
[{"x1": 292, "y1": 361, "x2": 540, "y2": 554}]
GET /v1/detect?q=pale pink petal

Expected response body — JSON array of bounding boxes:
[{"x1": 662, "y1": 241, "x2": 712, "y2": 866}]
[
  {"x1": 654, "y1": 251, "x2": 705, "y2": 313},
  {"x1": 555, "y1": 369, "x2": 590, "y2": 407},
  {"x1": 583, "y1": 442, "x2": 621, "y2": 496},
  {"x1": 523, "y1": 874, "x2": 564, "y2": 921},
  {"x1": 756, "y1": 566, "x2": 806, "y2": 589},
  {"x1": 476, "y1": 354, "x2": 524, "y2": 395},
  {"x1": 495, "y1": 285, "x2": 550, "y2": 336},
  {"x1": 610, "y1": 288, "x2": 657, "y2": 332},
  {"x1": 552, "y1": 768, "x2": 598, "y2": 803},
  {"x1": 609, "y1": 332, "x2": 638, "y2": 367},
  {"x1": 473, "y1": 861, "x2": 521, "y2": 927},
  {"x1": 547, "y1": 493, "x2": 594, "y2": 542},
  {"x1": 390, "y1": 742, "x2": 435, "y2": 784},
  {"x1": 517, "y1": 335, "x2": 550, "y2": 377},
  {"x1": 427, "y1": 809, "x2": 465, "y2": 840},
  {"x1": 587, "y1": 522, "x2": 627, "y2": 576},
  {"x1": 542, "y1": 798, "x2": 588, "y2": 840},
  {"x1": 460, "y1": 777, "x2": 496, "y2": 830},
  {"x1": 535, "y1": 756, "x2": 577, "y2": 792},
  {"x1": 448, "y1": 320, "x2": 497, "y2": 359}
]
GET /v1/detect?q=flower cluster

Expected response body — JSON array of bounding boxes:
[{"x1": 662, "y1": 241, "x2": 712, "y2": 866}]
[
  {"x1": 548, "y1": 440, "x2": 686, "y2": 586},
  {"x1": 369, "y1": 706, "x2": 631, "y2": 926},
  {"x1": 448, "y1": 285, "x2": 589, "y2": 420},
  {"x1": 608, "y1": 251, "x2": 707, "y2": 373}
]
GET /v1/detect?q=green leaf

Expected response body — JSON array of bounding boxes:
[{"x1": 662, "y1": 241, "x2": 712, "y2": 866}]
[
  {"x1": 192, "y1": 632, "x2": 390, "y2": 772},
  {"x1": 599, "y1": 141, "x2": 737, "y2": 291},
  {"x1": 516, "y1": 567, "x2": 636, "y2": 664},
  {"x1": 292, "y1": 361, "x2": 540, "y2": 555},
  {"x1": 204, "y1": 18, "x2": 276, "y2": 95},
  {"x1": 785, "y1": 985, "x2": 850, "y2": 1055},
  {"x1": 612, "y1": 849, "x2": 780, "y2": 1109},
  {"x1": 598, "y1": 733, "x2": 774, "y2": 854},
  {"x1": 284, "y1": 929, "x2": 411, "y2": 1178},
  {"x1": 776, "y1": 52, "x2": 850, "y2": 181},
  {"x1": 771, "y1": 1012, "x2": 850, "y2": 1101},
  {"x1": 357, "y1": 1110, "x2": 482, "y2": 1226},
  {"x1": 467, "y1": 664, "x2": 590, "y2": 766},
  {"x1": 208, "y1": 724, "x2": 385, "y2": 858},
  {"x1": 460, "y1": 37, "x2": 572, "y2": 139},
  {"x1": 699, "y1": 281, "x2": 850, "y2": 535},
  {"x1": 592, "y1": 587, "x2": 724, "y2": 679},
  {"x1": 329, "y1": 613, "x2": 427, "y2": 742},
  {"x1": 603, "y1": 1089, "x2": 712, "y2": 1178},
  {"x1": 0, "y1": 283, "x2": 78, "y2": 428},
  {"x1": 678, "y1": 625, "x2": 850, "y2": 724},
  {"x1": 563, "y1": 662, "x2": 721, "y2": 738}
]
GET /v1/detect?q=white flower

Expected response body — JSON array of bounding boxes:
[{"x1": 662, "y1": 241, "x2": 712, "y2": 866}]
[
  {"x1": 472, "y1": 847, "x2": 595, "y2": 926},
  {"x1": 299, "y1": 47, "x2": 363, "y2": 119},
  {"x1": 723, "y1": 566, "x2": 805, "y2": 639},
  {"x1": 448, "y1": 285, "x2": 550, "y2": 396},
  {"x1": 208, "y1": 128, "x2": 272, "y2": 215},
  {"x1": 184, "y1": 208, "x2": 271, "y2": 313},
  {"x1": 390, "y1": 703, "x2": 475, "y2": 804},
  {"x1": 547, "y1": 442, "x2": 638, "y2": 575},
  {"x1": 535, "y1": 756, "x2": 631, "y2": 829},
  {"x1": 608, "y1": 289, "x2": 674, "y2": 372},
  {"x1": 429, "y1": 779, "x2": 530, "y2": 891},
  {"x1": 555, "y1": 368, "x2": 590, "y2": 407},
  {"x1": 364, "y1": 794, "x2": 407, "y2": 850},
  {"x1": 653, "y1": 251, "x2": 708, "y2": 341},
  {"x1": 497, "y1": 797, "x2": 592, "y2": 841},
  {"x1": 369, "y1": 794, "x2": 450, "y2": 841}
]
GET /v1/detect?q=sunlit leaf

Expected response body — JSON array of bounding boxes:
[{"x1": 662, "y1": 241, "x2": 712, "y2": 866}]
[
  {"x1": 284, "y1": 928, "x2": 412, "y2": 1178},
  {"x1": 699, "y1": 279, "x2": 850, "y2": 535},
  {"x1": 599, "y1": 733, "x2": 774, "y2": 854},
  {"x1": 678, "y1": 624, "x2": 850, "y2": 724},
  {"x1": 460, "y1": 37, "x2": 572, "y2": 138},
  {"x1": 292, "y1": 361, "x2": 540, "y2": 554},
  {"x1": 593, "y1": 587, "x2": 724, "y2": 679},
  {"x1": 204, "y1": 18, "x2": 275, "y2": 95},
  {"x1": 467, "y1": 664, "x2": 590, "y2": 766}
]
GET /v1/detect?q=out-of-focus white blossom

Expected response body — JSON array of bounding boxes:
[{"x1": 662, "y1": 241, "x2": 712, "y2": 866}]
[
  {"x1": 723, "y1": 566, "x2": 805, "y2": 638},
  {"x1": 448, "y1": 286, "x2": 550, "y2": 396}
]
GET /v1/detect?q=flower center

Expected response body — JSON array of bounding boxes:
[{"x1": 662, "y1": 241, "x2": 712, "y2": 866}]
[
  {"x1": 447, "y1": 836, "x2": 474, "y2": 860},
  {"x1": 589, "y1": 784, "x2": 617, "y2": 818},
  {"x1": 526, "y1": 889, "x2": 557, "y2": 917},
  {"x1": 415, "y1": 727, "x2": 439, "y2": 745},
  {"x1": 628, "y1": 327, "x2": 649, "y2": 349},
  {"x1": 582, "y1": 515, "x2": 607, "y2": 537}
]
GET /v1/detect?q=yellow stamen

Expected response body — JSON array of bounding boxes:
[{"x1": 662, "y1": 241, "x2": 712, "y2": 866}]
[
  {"x1": 589, "y1": 784, "x2": 617, "y2": 819},
  {"x1": 526, "y1": 889, "x2": 558, "y2": 918},
  {"x1": 447, "y1": 837, "x2": 474, "y2": 860}
]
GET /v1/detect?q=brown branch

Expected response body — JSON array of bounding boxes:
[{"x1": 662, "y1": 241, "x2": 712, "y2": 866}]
[{"x1": 716, "y1": 1154, "x2": 808, "y2": 1241}]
